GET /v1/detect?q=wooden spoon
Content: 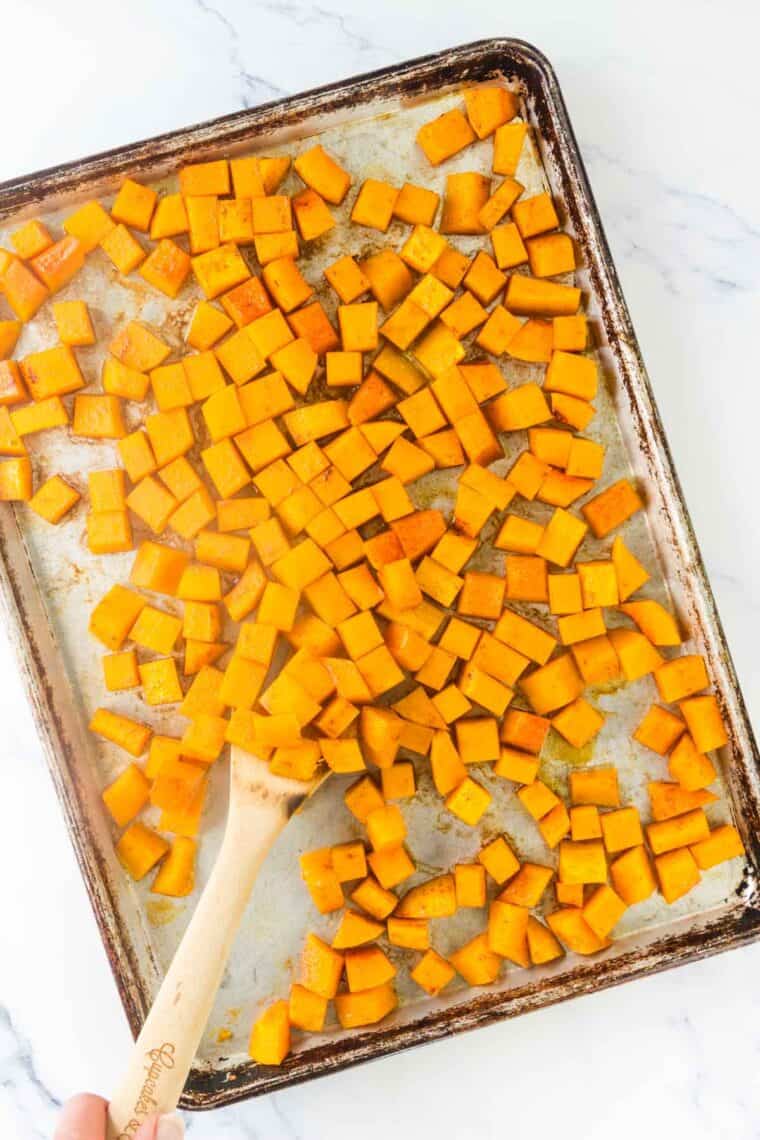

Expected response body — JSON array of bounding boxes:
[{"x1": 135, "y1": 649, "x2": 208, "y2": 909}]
[{"x1": 106, "y1": 746, "x2": 324, "y2": 1139}]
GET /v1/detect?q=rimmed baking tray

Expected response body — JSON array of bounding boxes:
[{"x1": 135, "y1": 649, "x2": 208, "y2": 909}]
[{"x1": 1, "y1": 38, "x2": 758, "y2": 1109}]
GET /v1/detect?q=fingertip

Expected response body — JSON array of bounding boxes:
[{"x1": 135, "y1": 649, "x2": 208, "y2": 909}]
[
  {"x1": 55, "y1": 1092, "x2": 108, "y2": 1139},
  {"x1": 134, "y1": 1111, "x2": 185, "y2": 1140}
]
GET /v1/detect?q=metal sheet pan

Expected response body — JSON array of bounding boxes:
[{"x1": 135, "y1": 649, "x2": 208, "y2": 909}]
[{"x1": 0, "y1": 38, "x2": 758, "y2": 1109}]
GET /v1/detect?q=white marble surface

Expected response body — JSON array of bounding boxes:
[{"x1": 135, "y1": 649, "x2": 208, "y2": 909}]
[{"x1": 1, "y1": 1, "x2": 760, "y2": 1137}]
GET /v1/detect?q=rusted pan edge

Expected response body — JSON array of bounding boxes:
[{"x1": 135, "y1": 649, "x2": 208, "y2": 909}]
[
  {"x1": 183, "y1": 895, "x2": 760, "y2": 1107},
  {"x1": 528, "y1": 53, "x2": 760, "y2": 865},
  {"x1": 0, "y1": 38, "x2": 758, "y2": 1110},
  {"x1": 179, "y1": 40, "x2": 760, "y2": 1107},
  {"x1": 0, "y1": 41, "x2": 533, "y2": 215}
]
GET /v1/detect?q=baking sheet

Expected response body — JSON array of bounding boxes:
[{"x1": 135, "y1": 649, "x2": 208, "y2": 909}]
[{"x1": 0, "y1": 39, "x2": 758, "y2": 1108}]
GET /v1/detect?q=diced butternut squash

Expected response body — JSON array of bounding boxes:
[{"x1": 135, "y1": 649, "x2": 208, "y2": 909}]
[{"x1": 249, "y1": 1000, "x2": 291, "y2": 1065}]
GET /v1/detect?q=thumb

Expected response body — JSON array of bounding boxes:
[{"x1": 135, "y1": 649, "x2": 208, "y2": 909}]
[
  {"x1": 55, "y1": 1093, "x2": 108, "y2": 1138},
  {"x1": 134, "y1": 1112, "x2": 185, "y2": 1140}
]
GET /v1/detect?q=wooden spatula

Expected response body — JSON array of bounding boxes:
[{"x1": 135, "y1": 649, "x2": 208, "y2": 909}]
[{"x1": 106, "y1": 746, "x2": 324, "y2": 1139}]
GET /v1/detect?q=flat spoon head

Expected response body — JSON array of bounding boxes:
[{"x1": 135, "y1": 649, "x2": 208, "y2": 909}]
[{"x1": 229, "y1": 745, "x2": 328, "y2": 820}]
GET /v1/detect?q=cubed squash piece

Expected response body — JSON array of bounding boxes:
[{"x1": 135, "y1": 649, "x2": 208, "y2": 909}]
[
  {"x1": 417, "y1": 108, "x2": 476, "y2": 165},
  {"x1": 654, "y1": 848, "x2": 701, "y2": 904},
  {"x1": 351, "y1": 180, "x2": 399, "y2": 232},
  {"x1": 116, "y1": 823, "x2": 168, "y2": 881},
  {"x1": 249, "y1": 1000, "x2": 291, "y2": 1065},
  {"x1": 29, "y1": 475, "x2": 80, "y2": 524},
  {"x1": 102, "y1": 763, "x2": 151, "y2": 827}
]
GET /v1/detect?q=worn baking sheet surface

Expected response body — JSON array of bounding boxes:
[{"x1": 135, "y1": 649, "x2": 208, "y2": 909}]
[{"x1": 0, "y1": 40, "x2": 758, "y2": 1108}]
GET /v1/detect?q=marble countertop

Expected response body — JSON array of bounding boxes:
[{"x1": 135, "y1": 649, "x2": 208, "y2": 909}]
[{"x1": 2, "y1": 2, "x2": 759, "y2": 1137}]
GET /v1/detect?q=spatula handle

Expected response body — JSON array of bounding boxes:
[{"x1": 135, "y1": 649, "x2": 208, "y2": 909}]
[{"x1": 106, "y1": 800, "x2": 288, "y2": 1139}]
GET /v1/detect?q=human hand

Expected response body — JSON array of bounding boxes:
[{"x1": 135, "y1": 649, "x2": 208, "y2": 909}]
[{"x1": 54, "y1": 1093, "x2": 184, "y2": 1139}]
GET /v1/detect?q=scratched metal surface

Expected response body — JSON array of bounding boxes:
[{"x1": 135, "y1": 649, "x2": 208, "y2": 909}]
[{"x1": 0, "y1": 40, "x2": 758, "y2": 1108}]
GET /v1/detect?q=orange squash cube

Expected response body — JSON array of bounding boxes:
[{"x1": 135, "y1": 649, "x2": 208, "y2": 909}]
[
  {"x1": 139, "y1": 238, "x2": 191, "y2": 298},
  {"x1": 324, "y1": 254, "x2": 370, "y2": 304},
  {"x1": 270, "y1": 338, "x2": 318, "y2": 397},
  {"x1": 52, "y1": 299, "x2": 95, "y2": 346},
  {"x1": 582, "y1": 478, "x2": 643, "y2": 538},
  {"x1": 328, "y1": 844, "x2": 368, "y2": 887},
  {"x1": 505, "y1": 275, "x2": 580, "y2": 317},
  {"x1": 520, "y1": 653, "x2": 585, "y2": 716},
  {"x1": 230, "y1": 155, "x2": 265, "y2": 198},
  {"x1": 100, "y1": 224, "x2": 145, "y2": 274},
  {"x1": 62, "y1": 199, "x2": 114, "y2": 251},
  {"x1": 359, "y1": 250, "x2": 413, "y2": 314},
  {"x1": 116, "y1": 823, "x2": 168, "y2": 882},
  {"x1": 654, "y1": 848, "x2": 701, "y2": 904},
  {"x1": 634, "y1": 704, "x2": 685, "y2": 755},
  {"x1": 10, "y1": 396, "x2": 67, "y2": 438},
  {"x1": 552, "y1": 697, "x2": 604, "y2": 749},
  {"x1": 249, "y1": 1000, "x2": 291, "y2": 1065},
  {"x1": 291, "y1": 188, "x2": 334, "y2": 241},
  {"x1": 487, "y1": 900, "x2": 530, "y2": 965},
  {"x1": 571, "y1": 633, "x2": 621, "y2": 684},
  {"x1": 558, "y1": 608, "x2": 606, "y2": 647},
  {"x1": 29, "y1": 475, "x2": 80, "y2": 524},
  {"x1": 102, "y1": 763, "x2": 151, "y2": 827},
  {"x1": 547, "y1": 908, "x2": 609, "y2": 954},
  {"x1": 0, "y1": 254, "x2": 49, "y2": 321},
  {"x1": 512, "y1": 191, "x2": 559, "y2": 238},
  {"x1": 679, "y1": 694, "x2": 728, "y2": 753},
  {"x1": 86, "y1": 510, "x2": 132, "y2": 554},
  {"x1": 150, "y1": 193, "x2": 189, "y2": 240},
  {"x1": 394, "y1": 181, "x2": 440, "y2": 225},
  {"x1": 385, "y1": 917, "x2": 428, "y2": 951},
  {"x1": 453, "y1": 862, "x2": 487, "y2": 908},
  {"x1": 293, "y1": 143, "x2": 351, "y2": 203},
  {"x1": 653, "y1": 654, "x2": 709, "y2": 703},
  {"x1": 570, "y1": 805, "x2": 602, "y2": 842},
  {"x1": 500, "y1": 709, "x2": 550, "y2": 756},
  {"x1": 300, "y1": 931, "x2": 345, "y2": 998},
  {"x1": 110, "y1": 321, "x2": 171, "y2": 374},
  {"x1": 490, "y1": 222, "x2": 529, "y2": 271},
  {"x1": 89, "y1": 707, "x2": 152, "y2": 757},
  {"x1": 30, "y1": 234, "x2": 85, "y2": 292},
  {"x1": 548, "y1": 572, "x2": 583, "y2": 614},
  {"x1": 601, "y1": 807, "x2": 644, "y2": 854},
  {"x1": 440, "y1": 172, "x2": 490, "y2": 235},
  {"x1": 582, "y1": 883, "x2": 626, "y2": 939},
  {"x1": 102, "y1": 648, "x2": 140, "y2": 693},
  {"x1": 218, "y1": 198, "x2": 253, "y2": 245},
  {"x1": 690, "y1": 825, "x2": 745, "y2": 871},
  {"x1": 460, "y1": 253, "x2": 506, "y2": 307},
  {"x1": 558, "y1": 839, "x2": 607, "y2": 885},
  {"x1": 465, "y1": 86, "x2": 518, "y2": 138},
  {"x1": 411, "y1": 949, "x2": 455, "y2": 996},
  {"x1": 477, "y1": 835, "x2": 520, "y2": 884},
  {"x1": 654, "y1": 782, "x2": 713, "y2": 822},
  {"x1": 610, "y1": 844, "x2": 657, "y2": 905},
  {"x1": 417, "y1": 108, "x2": 476, "y2": 165},
  {"x1": 367, "y1": 846, "x2": 415, "y2": 889},
  {"x1": 12, "y1": 218, "x2": 53, "y2": 260},
  {"x1": 569, "y1": 766, "x2": 620, "y2": 808},
  {"x1": 493, "y1": 120, "x2": 528, "y2": 175},
  {"x1": 288, "y1": 300, "x2": 340, "y2": 355},
  {"x1": 351, "y1": 180, "x2": 399, "y2": 232},
  {"x1": 287, "y1": 983, "x2": 328, "y2": 1033},
  {"x1": 489, "y1": 383, "x2": 551, "y2": 431},
  {"x1": 334, "y1": 984, "x2": 397, "y2": 1029},
  {"x1": 493, "y1": 746, "x2": 540, "y2": 784},
  {"x1": 646, "y1": 809, "x2": 710, "y2": 855}
]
